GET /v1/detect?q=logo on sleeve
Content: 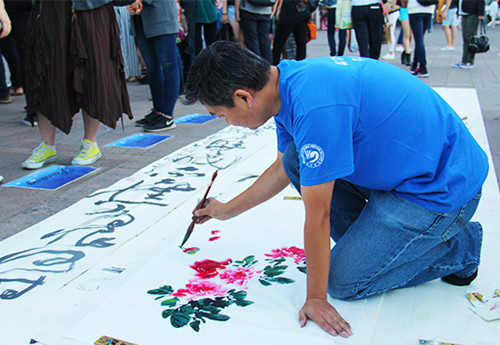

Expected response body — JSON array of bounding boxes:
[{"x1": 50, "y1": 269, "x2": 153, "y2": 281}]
[{"x1": 300, "y1": 144, "x2": 324, "y2": 168}]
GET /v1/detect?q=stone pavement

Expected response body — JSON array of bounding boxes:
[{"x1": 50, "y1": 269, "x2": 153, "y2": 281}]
[{"x1": 1, "y1": 23, "x2": 499, "y2": 241}]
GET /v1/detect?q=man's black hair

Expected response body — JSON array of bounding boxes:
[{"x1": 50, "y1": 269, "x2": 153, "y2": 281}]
[{"x1": 183, "y1": 41, "x2": 271, "y2": 108}]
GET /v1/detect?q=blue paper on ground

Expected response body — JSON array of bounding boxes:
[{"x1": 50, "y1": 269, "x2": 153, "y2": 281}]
[
  {"x1": 4, "y1": 165, "x2": 98, "y2": 190},
  {"x1": 174, "y1": 114, "x2": 217, "y2": 124},
  {"x1": 106, "y1": 133, "x2": 172, "y2": 149}
]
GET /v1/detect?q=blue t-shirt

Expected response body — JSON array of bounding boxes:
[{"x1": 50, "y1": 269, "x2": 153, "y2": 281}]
[{"x1": 275, "y1": 57, "x2": 488, "y2": 213}]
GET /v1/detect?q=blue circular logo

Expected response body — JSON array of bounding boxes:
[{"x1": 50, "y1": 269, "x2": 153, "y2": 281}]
[{"x1": 300, "y1": 144, "x2": 324, "y2": 168}]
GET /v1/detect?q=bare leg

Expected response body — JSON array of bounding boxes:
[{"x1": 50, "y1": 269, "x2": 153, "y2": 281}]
[
  {"x1": 229, "y1": 20, "x2": 245, "y2": 46},
  {"x1": 82, "y1": 110, "x2": 100, "y2": 143},
  {"x1": 37, "y1": 112, "x2": 57, "y2": 146},
  {"x1": 443, "y1": 26, "x2": 452, "y2": 47},
  {"x1": 450, "y1": 24, "x2": 457, "y2": 47},
  {"x1": 401, "y1": 20, "x2": 412, "y2": 54}
]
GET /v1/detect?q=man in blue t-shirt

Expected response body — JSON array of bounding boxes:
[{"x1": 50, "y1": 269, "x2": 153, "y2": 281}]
[{"x1": 184, "y1": 41, "x2": 488, "y2": 338}]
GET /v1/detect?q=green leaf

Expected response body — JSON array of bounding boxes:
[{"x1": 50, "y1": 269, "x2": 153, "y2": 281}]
[
  {"x1": 170, "y1": 312, "x2": 191, "y2": 328},
  {"x1": 230, "y1": 290, "x2": 247, "y2": 300},
  {"x1": 211, "y1": 299, "x2": 230, "y2": 308},
  {"x1": 200, "y1": 298, "x2": 214, "y2": 306},
  {"x1": 189, "y1": 320, "x2": 201, "y2": 332},
  {"x1": 269, "y1": 277, "x2": 295, "y2": 284},
  {"x1": 297, "y1": 266, "x2": 307, "y2": 274},
  {"x1": 179, "y1": 304, "x2": 195, "y2": 314},
  {"x1": 162, "y1": 309, "x2": 175, "y2": 319},
  {"x1": 263, "y1": 266, "x2": 287, "y2": 277},
  {"x1": 235, "y1": 299, "x2": 254, "y2": 307},
  {"x1": 160, "y1": 298, "x2": 179, "y2": 307},
  {"x1": 147, "y1": 285, "x2": 174, "y2": 295},
  {"x1": 242, "y1": 255, "x2": 256, "y2": 266},
  {"x1": 198, "y1": 311, "x2": 231, "y2": 321},
  {"x1": 259, "y1": 278, "x2": 272, "y2": 286}
]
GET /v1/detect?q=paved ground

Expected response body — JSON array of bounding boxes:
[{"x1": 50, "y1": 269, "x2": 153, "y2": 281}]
[{"x1": 1, "y1": 23, "x2": 499, "y2": 241}]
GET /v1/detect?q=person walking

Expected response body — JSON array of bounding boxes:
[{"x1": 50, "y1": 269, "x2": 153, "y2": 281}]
[
  {"x1": 322, "y1": 0, "x2": 347, "y2": 56},
  {"x1": 408, "y1": 0, "x2": 435, "y2": 77},
  {"x1": 452, "y1": 0, "x2": 484, "y2": 69},
  {"x1": 382, "y1": 0, "x2": 400, "y2": 60},
  {"x1": 440, "y1": 0, "x2": 458, "y2": 51}
]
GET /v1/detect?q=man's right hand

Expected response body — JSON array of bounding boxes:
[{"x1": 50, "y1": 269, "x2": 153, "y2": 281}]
[{"x1": 193, "y1": 197, "x2": 230, "y2": 224}]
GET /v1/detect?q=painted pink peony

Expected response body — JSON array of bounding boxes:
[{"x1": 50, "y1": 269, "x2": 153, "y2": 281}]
[
  {"x1": 219, "y1": 267, "x2": 261, "y2": 288},
  {"x1": 265, "y1": 246, "x2": 305, "y2": 263},
  {"x1": 190, "y1": 259, "x2": 233, "y2": 279},
  {"x1": 171, "y1": 279, "x2": 228, "y2": 300}
]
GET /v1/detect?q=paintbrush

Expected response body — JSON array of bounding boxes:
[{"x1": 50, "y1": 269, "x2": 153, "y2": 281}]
[{"x1": 180, "y1": 170, "x2": 218, "y2": 247}]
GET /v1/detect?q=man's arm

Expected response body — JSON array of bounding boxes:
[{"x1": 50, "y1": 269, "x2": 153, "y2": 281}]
[
  {"x1": 298, "y1": 180, "x2": 352, "y2": 338},
  {"x1": 194, "y1": 151, "x2": 291, "y2": 221}
]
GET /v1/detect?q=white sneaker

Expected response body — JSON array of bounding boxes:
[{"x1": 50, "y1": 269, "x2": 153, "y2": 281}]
[
  {"x1": 382, "y1": 53, "x2": 395, "y2": 60},
  {"x1": 460, "y1": 62, "x2": 474, "y2": 69},
  {"x1": 395, "y1": 45, "x2": 404, "y2": 52},
  {"x1": 440, "y1": 46, "x2": 455, "y2": 51}
]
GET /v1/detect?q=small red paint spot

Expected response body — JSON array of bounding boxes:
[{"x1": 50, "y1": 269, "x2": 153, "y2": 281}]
[
  {"x1": 211, "y1": 230, "x2": 221, "y2": 235},
  {"x1": 208, "y1": 236, "x2": 221, "y2": 242},
  {"x1": 182, "y1": 247, "x2": 200, "y2": 254}
]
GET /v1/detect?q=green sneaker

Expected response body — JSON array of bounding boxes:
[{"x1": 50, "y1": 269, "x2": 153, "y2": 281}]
[
  {"x1": 71, "y1": 139, "x2": 102, "y2": 165},
  {"x1": 22, "y1": 141, "x2": 57, "y2": 169}
]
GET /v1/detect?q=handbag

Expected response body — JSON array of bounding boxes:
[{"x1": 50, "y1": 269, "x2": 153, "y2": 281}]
[
  {"x1": 382, "y1": 17, "x2": 391, "y2": 44},
  {"x1": 468, "y1": 20, "x2": 490, "y2": 54},
  {"x1": 335, "y1": 0, "x2": 353, "y2": 29},
  {"x1": 306, "y1": 20, "x2": 317, "y2": 42}
]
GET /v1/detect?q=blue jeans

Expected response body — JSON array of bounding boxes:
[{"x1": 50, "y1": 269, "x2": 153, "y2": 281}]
[
  {"x1": 282, "y1": 142, "x2": 482, "y2": 300},
  {"x1": 327, "y1": 8, "x2": 347, "y2": 56},
  {"x1": 239, "y1": 10, "x2": 272, "y2": 63},
  {"x1": 133, "y1": 16, "x2": 180, "y2": 116},
  {"x1": 409, "y1": 13, "x2": 431, "y2": 71}
]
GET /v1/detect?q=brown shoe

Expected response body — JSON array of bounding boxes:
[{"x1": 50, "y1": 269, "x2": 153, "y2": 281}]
[{"x1": 0, "y1": 96, "x2": 13, "y2": 104}]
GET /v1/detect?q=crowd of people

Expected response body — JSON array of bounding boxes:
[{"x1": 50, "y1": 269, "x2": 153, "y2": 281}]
[{"x1": 0, "y1": 0, "x2": 497, "y2": 171}]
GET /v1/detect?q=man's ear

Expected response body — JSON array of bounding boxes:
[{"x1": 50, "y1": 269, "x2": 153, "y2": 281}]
[{"x1": 233, "y1": 89, "x2": 253, "y2": 108}]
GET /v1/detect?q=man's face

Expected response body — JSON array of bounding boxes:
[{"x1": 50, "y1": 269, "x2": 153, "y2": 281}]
[{"x1": 205, "y1": 97, "x2": 269, "y2": 130}]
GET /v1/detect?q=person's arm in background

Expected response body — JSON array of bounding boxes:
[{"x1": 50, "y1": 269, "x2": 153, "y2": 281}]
[
  {"x1": 477, "y1": 0, "x2": 485, "y2": 20},
  {"x1": 441, "y1": 0, "x2": 452, "y2": 19},
  {"x1": 222, "y1": 0, "x2": 229, "y2": 23},
  {"x1": 0, "y1": 0, "x2": 12, "y2": 39},
  {"x1": 127, "y1": 0, "x2": 143, "y2": 15},
  {"x1": 235, "y1": 0, "x2": 241, "y2": 21}
]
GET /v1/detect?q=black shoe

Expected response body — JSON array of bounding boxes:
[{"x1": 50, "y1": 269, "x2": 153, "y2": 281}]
[
  {"x1": 23, "y1": 116, "x2": 38, "y2": 127},
  {"x1": 402, "y1": 52, "x2": 411, "y2": 66},
  {"x1": 135, "y1": 110, "x2": 159, "y2": 127},
  {"x1": 143, "y1": 114, "x2": 176, "y2": 132},
  {"x1": 413, "y1": 68, "x2": 429, "y2": 78},
  {"x1": 138, "y1": 75, "x2": 149, "y2": 84},
  {"x1": 442, "y1": 270, "x2": 478, "y2": 286}
]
